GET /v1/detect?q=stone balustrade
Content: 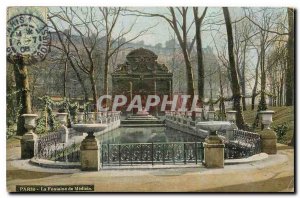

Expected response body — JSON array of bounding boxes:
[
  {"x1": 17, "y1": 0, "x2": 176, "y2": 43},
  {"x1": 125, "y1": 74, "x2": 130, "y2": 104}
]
[{"x1": 165, "y1": 110, "x2": 205, "y2": 138}]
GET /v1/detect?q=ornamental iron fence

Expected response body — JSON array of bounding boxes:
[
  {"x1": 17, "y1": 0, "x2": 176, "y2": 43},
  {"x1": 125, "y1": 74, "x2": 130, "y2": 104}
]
[
  {"x1": 35, "y1": 140, "x2": 80, "y2": 162},
  {"x1": 101, "y1": 142, "x2": 204, "y2": 166},
  {"x1": 224, "y1": 129, "x2": 261, "y2": 159}
]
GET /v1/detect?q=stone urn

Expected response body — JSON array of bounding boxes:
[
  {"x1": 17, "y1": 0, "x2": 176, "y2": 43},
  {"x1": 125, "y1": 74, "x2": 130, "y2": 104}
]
[
  {"x1": 56, "y1": 113, "x2": 68, "y2": 126},
  {"x1": 23, "y1": 114, "x2": 38, "y2": 131},
  {"x1": 226, "y1": 110, "x2": 237, "y2": 123},
  {"x1": 259, "y1": 110, "x2": 275, "y2": 129},
  {"x1": 87, "y1": 112, "x2": 95, "y2": 123},
  {"x1": 77, "y1": 112, "x2": 85, "y2": 123},
  {"x1": 21, "y1": 114, "x2": 38, "y2": 159}
]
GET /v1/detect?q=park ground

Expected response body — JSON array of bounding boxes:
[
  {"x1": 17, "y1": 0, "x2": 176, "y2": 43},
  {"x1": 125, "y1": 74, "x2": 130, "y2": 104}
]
[{"x1": 6, "y1": 106, "x2": 295, "y2": 192}]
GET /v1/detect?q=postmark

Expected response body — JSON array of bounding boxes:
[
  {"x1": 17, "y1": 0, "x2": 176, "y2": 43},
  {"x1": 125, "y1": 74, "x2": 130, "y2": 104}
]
[{"x1": 6, "y1": 14, "x2": 51, "y2": 65}]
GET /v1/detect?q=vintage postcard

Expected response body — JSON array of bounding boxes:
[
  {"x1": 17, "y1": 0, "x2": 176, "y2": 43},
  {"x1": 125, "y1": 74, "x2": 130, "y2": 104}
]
[{"x1": 6, "y1": 5, "x2": 295, "y2": 192}]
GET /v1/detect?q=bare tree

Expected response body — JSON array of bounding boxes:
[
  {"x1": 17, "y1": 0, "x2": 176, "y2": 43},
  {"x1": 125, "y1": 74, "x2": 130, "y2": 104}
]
[
  {"x1": 99, "y1": 8, "x2": 155, "y2": 106},
  {"x1": 193, "y1": 7, "x2": 208, "y2": 101},
  {"x1": 13, "y1": 60, "x2": 32, "y2": 135},
  {"x1": 223, "y1": 7, "x2": 246, "y2": 129},
  {"x1": 233, "y1": 18, "x2": 254, "y2": 111},
  {"x1": 286, "y1": 8, "x2": 294, "y2": 106},
  {"x1": 49, "y1": 17, "x2": 89, "y2": 102},
  {"x1": 49, "y1": 7, "x2": 103, "y2": 109},
  {"x1": 128, "y1": 7, "x2": 196, "y2": 103}
]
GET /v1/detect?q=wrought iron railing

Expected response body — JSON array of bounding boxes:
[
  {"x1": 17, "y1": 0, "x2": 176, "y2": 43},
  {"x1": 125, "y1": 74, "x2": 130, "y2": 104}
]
[
  {"x1": 232, "y1": 129, "x2": 260, "y2": 143},
  {"x1": 225, "y1": 129, "x2": 261, "y2": 159},
  {"x1": 35, "y1": 140, "x2": 80, "y2": 162},
  {"x1": 101, "y1": 142, "x2": 204, "y2": 166},
  {"x1": 35, "y1": 127, "x2": 82, "y2": 162},
  {"x1": 37, "y1": 131, "x2": 61, "y2": 148}
]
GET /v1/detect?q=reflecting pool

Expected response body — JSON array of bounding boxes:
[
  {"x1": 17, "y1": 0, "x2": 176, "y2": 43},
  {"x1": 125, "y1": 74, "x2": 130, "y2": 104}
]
[{"x1": 97, "y1": 127, "x2": 204, "y2": 144}]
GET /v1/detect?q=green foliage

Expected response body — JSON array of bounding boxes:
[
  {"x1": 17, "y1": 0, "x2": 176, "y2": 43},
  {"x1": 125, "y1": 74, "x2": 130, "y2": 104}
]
[
  {"x1": 257, "y1": 98, "x2": 267, "y2": 111},
  {"x1": 35, "y1": 96, "x2": 60, "y2": 134},
  {"x1": 36, "y1": 96, "x2": 81, "y2": 131},
  {"x1": 252, "y1": 97, "x2": 268, "y2": 130},
  {"x1": 6, "y1": 127, "x2": 16, "y2": 139},
  {"x1": 6, "y1": 90, "x2": 22, "y2": 127},
  {"x1": 273, "y1": 122, "x2": 288, "y2": 141}
]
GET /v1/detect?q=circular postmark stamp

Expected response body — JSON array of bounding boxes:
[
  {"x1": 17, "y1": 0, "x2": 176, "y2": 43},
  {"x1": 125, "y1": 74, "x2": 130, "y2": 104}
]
[{"x1": 6, "y1": 14, "x2": 51, "y2": 65}]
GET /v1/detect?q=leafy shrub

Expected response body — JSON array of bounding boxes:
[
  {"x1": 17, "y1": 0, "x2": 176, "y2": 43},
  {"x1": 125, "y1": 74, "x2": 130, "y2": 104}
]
[
  {"x1": 6, "y1": 127, "x2": 16, "y2": 139},
  {"x1": 273, "y1": 122, "x2": 288, "y2": 140}
]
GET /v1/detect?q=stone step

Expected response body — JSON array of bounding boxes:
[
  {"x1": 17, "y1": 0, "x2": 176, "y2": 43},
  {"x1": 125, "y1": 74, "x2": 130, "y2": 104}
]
[
  {"x1": 121, "y1": 120, "x2": 163, "y2": 124},
  {"x1": 120, "y1": 123, "x2": 166, "y2": 127},
  {"x1": 126, "y1": 117, "x2": 158, "y2": 120},
  {"x1": 127, "y1": 115, "x2": 157, "y2": 119}
]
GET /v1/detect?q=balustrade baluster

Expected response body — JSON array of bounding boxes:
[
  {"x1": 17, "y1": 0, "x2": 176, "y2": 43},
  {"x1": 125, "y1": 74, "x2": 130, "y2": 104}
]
[
  {"x1": 151, "y1": 142, "x2": 154, "y2": 166},
  {"x1": 183, "y1": 143, "x2": 186, "y2": 164},
  {"x1": 118, "y1": 144, "x2": 121, "y2": 166},
  {"x1": 172, "y1": 143, "x2": 175, "y2": 164},
  {"x1": 54, "y1": 141, "x2": 57, "y2": 162},
  {"x1": 195, "y1": 142, "x2": 197, "y2": 164},
  {"x1": 140, "y1": 144, "x2": 142, "y2": 164},
  {"x1": 107, "y1": 144, "x2": 110, "y2": 164},
  {"x1": 162, "y1": 144, "x2": 165, "y2": 165}
]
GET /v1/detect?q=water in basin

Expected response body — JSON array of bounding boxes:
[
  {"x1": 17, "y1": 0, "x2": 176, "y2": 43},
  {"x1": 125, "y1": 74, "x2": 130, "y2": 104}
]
[{"x1": 96, "y1": 127, "x2": 204, "y2": 144}]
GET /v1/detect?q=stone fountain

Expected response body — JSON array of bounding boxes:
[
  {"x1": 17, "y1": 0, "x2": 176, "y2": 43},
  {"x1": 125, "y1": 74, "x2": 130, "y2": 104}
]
[{"x1": 72, "y1": 114, "x2": 108, "y2": 171}]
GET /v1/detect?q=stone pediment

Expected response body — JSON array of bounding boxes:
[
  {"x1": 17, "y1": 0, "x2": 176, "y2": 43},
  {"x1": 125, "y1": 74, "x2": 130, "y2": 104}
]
[{"x1": 114, "y1": 48, "x2": 170, "y2": 74}]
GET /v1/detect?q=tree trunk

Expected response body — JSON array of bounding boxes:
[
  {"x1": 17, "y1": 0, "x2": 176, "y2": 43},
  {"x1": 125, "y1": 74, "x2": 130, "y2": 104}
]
[
  {"x1": 63, "y1": 60, "x2": 68, "y2": 98},
  {"x1": 251, "y1": 51, "x2": 260, "y2": 110},
  {"x1": 259, "y1": 39, "x2": 267, "y2": 111},
  {"x1": 279, "y1": 77, "x2": 283, "y2": 106},
  {"x1": 182, "y1": 50, "x2": 195, "y2": 100},
  {"x1": 71, "y1": 64, "x2": 89, "y2": 102},
  {"x1": 169, "y1": 8, "x2": 195, "y2": 106},
  {"x1": 13, "y1": 60, "x2": 32, "y2": 136},
  {"x1": 103, "y1": 37, "x2": 110, "y2": 109},
  {"x1": 223, "y1": 7, "x2": 245, "y2": 129},
  {"x1": 241, "y1": 42, "x2": 247, "y2": 111},
  {"x1": 286, "y1": 8, "x2": 294, "y2": 106},
  {"x1": 219, "y1": 65, "x2": 225, "y2": 120},
  {"x1": 193, "y1": 8, "x2": 207, "y2": 101},
  {"x1": 89, "y1": 70, "x2": 98, "y2": 112}
]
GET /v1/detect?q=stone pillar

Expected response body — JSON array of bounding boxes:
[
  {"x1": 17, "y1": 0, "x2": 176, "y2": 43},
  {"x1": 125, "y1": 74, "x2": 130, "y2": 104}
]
[
  {"x1": 207, "y1": 111, "x2": 215, "y2": 121},
  {"x1": 203, "y1": 131, "x2": 225, "y2": 168},
  {"x1": 21, "y1": 114, "x2": 38, "y2": 159},
  {"x1": 80, "y1": 132, "x2": 100, "y2": 171},
  {"x1": 260, "y1": 129, "x2": 277, "y2": 154},
  {"x1": 56, "y1": 113, "x2": 69, "y2": 143},
  {"x1": 96, "y1": 112, "x2": 102, "y2": 123},
  {"x1": 195, "y1": 108, "x2": 202, "y2": 123},
  {"x1": 259, "y1": 110, "x2": 277, "y2": 154}
]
